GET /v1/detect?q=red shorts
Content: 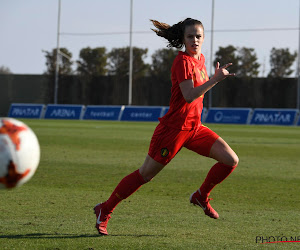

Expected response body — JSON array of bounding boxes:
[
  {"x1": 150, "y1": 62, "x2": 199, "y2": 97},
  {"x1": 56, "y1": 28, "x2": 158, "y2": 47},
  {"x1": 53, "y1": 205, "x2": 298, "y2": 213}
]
[{"x1": 148, "y1": 123, "x2": 219, "y2": 165}]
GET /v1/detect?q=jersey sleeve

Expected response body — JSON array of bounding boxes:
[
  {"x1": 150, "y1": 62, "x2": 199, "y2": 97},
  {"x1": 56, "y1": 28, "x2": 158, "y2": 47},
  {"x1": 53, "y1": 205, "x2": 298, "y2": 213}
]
[{"x1": 173, "y1": 59, "x2": 193, "y2": 84}]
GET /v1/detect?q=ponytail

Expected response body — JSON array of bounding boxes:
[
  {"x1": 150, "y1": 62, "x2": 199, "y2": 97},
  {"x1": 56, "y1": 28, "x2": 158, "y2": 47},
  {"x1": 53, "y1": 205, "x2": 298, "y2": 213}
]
[{"x1": 151, "y1": 18, "x2": 204, "y2": 49}]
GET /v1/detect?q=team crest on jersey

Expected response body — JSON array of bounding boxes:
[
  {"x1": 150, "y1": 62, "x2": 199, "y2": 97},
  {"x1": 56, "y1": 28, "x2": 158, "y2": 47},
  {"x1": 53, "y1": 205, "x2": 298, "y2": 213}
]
[
  {"x1": 200, "y1": 70, "x2": 206, "y2": 80},
  {"x1": 161, "y1": 148, "x2": 169, "y2": 157}
]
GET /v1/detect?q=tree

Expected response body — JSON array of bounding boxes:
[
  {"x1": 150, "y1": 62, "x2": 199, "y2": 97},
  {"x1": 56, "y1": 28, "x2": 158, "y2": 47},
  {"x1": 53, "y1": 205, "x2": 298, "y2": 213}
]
[
  {"x1": 268, "y1": 48, "x2": 297, "y2": 77},
  {"x1": 237, "y1": 47, "x2": 260, "y2": 77},
  {"x1": 107, "y1": 47, "x2": 149, "y2": 79},
  {"x1": 150, "y1": 48, "x2": 177, "y2": 82},
  {"x1": 214, "y1": 45, "x2": 239, "y2": 74},
  {"x1": 76, "y1": 47, "x2": 107, "y2": 76},
  {"x1": 0, "y1": 65, "x2": 12, "y2": 74},
  {"x1": 44, "y1": 48, "x2": 73, "y2": 75},
  {"x1": 214, "y1": 45, "x2": 260, "y2": 77}
]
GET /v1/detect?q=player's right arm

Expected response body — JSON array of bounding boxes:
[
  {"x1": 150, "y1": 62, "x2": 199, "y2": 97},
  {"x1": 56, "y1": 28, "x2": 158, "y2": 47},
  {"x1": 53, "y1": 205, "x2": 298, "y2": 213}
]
[{"x1": 179, "y1": 62, "x2": 235, "y2": 103}]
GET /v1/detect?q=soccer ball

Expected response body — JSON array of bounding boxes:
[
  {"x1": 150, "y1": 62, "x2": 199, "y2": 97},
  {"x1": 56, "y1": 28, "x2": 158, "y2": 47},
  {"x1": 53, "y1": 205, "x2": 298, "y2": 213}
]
[{"x1": 0, "y1": 118, "x2": 40, "y2": 189}]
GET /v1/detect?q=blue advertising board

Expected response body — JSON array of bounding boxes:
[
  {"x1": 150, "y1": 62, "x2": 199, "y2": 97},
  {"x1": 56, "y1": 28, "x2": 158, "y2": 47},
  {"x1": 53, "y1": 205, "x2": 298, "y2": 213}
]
[
  {"x1": 83, "y1": 106, "x2": 123, "y2": 120},
  {"x1": 204, "y1": 108, "x2": 252, "y2": 124},
  {"x1": 120, "y1": 106, "x2": 163, "y2": 122},
  {"x1": 297, "y1": 114, "x2": 300, "y2": 126},
  {"x1": 8, "y1": 103, "x2": 45, "y2": 119},
  {"x1": 250, "y1": 109, "x2": 298, "y2": 126},
  {"x1": 44, "y1": 104, "x2": 84, "y2": 120}
]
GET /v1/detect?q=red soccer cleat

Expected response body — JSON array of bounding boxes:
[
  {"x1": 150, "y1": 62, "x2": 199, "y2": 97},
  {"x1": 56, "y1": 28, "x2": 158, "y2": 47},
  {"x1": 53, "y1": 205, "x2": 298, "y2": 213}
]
[
  {"x1": 190, "y1": 190, "x2": 219, "y2": 219},
  {"x1": 94, "y1": 203, "x2": 111, "y2": 235}
]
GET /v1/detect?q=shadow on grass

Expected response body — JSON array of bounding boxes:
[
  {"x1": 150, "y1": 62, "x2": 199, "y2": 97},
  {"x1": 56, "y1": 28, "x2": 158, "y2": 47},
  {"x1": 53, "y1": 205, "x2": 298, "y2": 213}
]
[{"x1": 0, "y1": 233, "x2": 167, "y2": 239}]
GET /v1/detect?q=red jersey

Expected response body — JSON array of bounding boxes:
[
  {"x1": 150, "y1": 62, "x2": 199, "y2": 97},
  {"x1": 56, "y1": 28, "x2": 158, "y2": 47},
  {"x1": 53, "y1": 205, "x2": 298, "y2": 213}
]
[{"x1": 159, "y1": 51, "x2": 209, "y2": 130}]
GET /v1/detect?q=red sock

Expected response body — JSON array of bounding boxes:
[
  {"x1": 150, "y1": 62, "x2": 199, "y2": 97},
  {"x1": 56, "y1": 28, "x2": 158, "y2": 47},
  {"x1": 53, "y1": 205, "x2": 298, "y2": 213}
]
[
  {"x1": 200, "y1": 162, "x2": 237, "y2": 198},
  {"x1": 105, "y1": 169, "x2": 146, "y2": 213}
]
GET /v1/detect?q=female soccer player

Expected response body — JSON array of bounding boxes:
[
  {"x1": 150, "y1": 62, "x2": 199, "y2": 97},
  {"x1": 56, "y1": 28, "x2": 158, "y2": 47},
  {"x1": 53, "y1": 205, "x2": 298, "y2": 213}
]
[{"x1": 94, "y1": 18, "x2": 239, "y2": 235}]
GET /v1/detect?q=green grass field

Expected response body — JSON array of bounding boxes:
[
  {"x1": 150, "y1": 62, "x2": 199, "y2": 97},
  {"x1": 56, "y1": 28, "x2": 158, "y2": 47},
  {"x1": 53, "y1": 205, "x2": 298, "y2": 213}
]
[{"x1": 0, "y1": 119, "x2": 299, "y2": 249}]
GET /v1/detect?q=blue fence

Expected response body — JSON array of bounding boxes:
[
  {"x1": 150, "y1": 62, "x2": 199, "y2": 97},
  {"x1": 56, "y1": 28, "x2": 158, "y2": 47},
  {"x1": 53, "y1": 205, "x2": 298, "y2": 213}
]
[
  {"x1": 8, "y1": 103, "x2": 45, "y2": 119},
  {"x1": 83, "y1": 105, "x2": 123, "y2": 120},
  {"x1": 249, "y1": 109, "x2": 298, "y2": 126},
  {"x1": 205, "y1": 108, "x2": 252, "y2": 124},
  {"x1": 120, "y1": 106, "x2": 164, "y2": 122},
  {"x1": 44, "y1": 104, "x2": 85, "y2": 120},
  {"x1": 6, "y1": 104, "x2": 300, "y2": 126}
]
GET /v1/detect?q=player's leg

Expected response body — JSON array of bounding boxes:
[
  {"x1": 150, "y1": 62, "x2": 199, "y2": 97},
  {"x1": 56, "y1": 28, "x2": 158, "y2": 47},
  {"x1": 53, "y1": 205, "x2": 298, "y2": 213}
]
[
  {"x1": 186, "y1": 126, "x2": 238, "y2": 219},
  {"x1": 209, "y1": 136, "x2": 239, "y2": 166},
  {"x1": 105, "y1": 155, "x2": 165, "y2": 213},
  {"x1": 199, "y1": 136, "x2": 239, "y2": 198},
  {"x1": 102, "y1": 123, "x2": 182, "y2": 214},
  {"x1": 94, "y1": 123, "x2": 185, "y2": 235},
  {"x1": 139, "y1": 154, "x2": 165, "y2": 182},
  {"x1": 94, "y1": 155, "x2": 164, "y2": 235}
]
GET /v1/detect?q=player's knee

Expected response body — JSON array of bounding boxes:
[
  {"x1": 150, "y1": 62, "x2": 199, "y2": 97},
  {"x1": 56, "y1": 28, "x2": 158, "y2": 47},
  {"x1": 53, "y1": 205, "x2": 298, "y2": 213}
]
[
  {"x1": 231, "y1": 154, "x2": 239, "y2": 167},
  {"x1": 224, "y1": 153, "x2": 239, "y2": 167},
  {"x1": 140, "y1": 173, "x2": 153, "y2": 183},
  {"x1": 139, "y1": 169, "x2": 153, "y2": 183}
]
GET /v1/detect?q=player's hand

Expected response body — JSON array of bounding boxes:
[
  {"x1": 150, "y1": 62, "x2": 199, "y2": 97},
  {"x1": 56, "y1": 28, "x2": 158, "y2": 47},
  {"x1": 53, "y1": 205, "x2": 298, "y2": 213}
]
[{"x1": 213, "y1": 62, "x2": 235, "y2": 82}]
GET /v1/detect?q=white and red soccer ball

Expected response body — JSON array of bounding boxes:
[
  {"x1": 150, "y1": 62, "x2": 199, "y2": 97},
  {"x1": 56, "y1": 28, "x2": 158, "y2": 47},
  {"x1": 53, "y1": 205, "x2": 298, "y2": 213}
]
[{"x1": 0, "y1": 118, "x2": 40, "y2": 189}]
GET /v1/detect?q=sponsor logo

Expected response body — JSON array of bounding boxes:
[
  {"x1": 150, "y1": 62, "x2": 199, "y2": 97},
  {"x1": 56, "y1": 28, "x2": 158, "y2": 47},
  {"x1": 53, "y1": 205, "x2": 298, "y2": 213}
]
[
  {"x1": 130, "y1": 112, "x2": 153, "y2": 118},
  {"x1": 90, "y1": 111, "x2": 115, "y2": 118},
  {"x1": 254, "y1": 112, "x2": 291, "y2": 123},
  {"x1": 11, "y1": 107, "x2": 40, "y2": 117},
  {"x1": 50, "y1": 109, "x2": 76, "y2": 118},
  {"x1": 195, "y1": 198, "x2": 206, "y2": 210},
  {"x1": 96, "y1": 209, "x2": 102, "y2": 224},
  {"x1": 214, "y1": 111, "x2": 243, "y2": 123}
]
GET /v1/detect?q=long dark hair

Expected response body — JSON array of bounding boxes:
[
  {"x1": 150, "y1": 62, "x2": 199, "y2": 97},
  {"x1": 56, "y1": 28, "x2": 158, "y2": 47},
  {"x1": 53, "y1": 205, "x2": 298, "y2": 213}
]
[{"x1": 151, "y1": 18, "x2": 204, "y2": 49}]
